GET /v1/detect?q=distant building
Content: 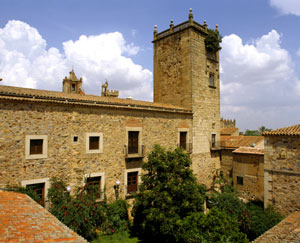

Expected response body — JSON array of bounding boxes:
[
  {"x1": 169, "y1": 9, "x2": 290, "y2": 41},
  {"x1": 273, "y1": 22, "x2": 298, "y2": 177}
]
[{"x1": 263, "y1": 124, "x2": 300, "y2": 216}]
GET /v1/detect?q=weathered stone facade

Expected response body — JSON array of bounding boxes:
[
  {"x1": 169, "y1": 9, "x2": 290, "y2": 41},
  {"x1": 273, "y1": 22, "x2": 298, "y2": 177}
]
[
  {"x1": 0, "y1": 10, "x2": 221, "y2": 205},
  {"x1": 232, "y1": 148, "x2": 264, "y2": 201},
  {"x1": 264, "y1": 132, "x2": 300, "y2": 216}
]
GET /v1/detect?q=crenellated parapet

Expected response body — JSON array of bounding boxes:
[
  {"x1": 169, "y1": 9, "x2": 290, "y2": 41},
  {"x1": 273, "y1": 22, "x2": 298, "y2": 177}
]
[
  {"x1": 221, "y1": 118, "x2": 236, "y2": 128},
  {"x1": 101, "y1": 80, "x2": 119, "y2": 97}
]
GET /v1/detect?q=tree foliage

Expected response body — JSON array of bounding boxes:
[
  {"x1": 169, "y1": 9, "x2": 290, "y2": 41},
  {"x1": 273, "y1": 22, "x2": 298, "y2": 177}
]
[
  {"x1": 48, "y1": 177, "x2": 129, "y2": 241},
  {"x1": 5, "y1": 186, "x2": 40, "y2": 203},
  {"x1": 132, "y1": 145, "x2": 206, "y2": 242},
  {"x1": 205, "y1": 28, "x2": 222, "y2": 52}
]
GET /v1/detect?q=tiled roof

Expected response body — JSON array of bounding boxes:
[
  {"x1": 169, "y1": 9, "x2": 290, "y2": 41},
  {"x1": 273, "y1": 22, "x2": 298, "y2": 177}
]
[
  {"x1": 220, "y1": 127, "x2": 239, "y2": 135},
  {"x1": 233, "y1": 146, "x2": 264, "y2": 155},
  {"x1": 253, "y1": 211, "x2": 300, "y2": 242},
  {"x1": 0, "y1": 190, "x2": 87, "y2": 242},
  {"x1": 263, "y1": 124, "x2": 300, "y2": 136},
  {"x1": 0, "y1": 85, "x2": 191, "y2": 113},
  {"x1": 221, "y1": 136, "x2": 264, "y2": 149}
]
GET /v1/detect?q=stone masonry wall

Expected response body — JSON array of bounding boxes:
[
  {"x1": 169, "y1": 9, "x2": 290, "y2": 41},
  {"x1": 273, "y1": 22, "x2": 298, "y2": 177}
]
[
  {"x1": 0, "y1": 100, "x2": 192, "y2": 202},
  {"x1": 233, "y1": 153, "x2": 264, "y2": 200},
  {"x1": 264, "y1": 135, "x2": 300, "y2": 216}
]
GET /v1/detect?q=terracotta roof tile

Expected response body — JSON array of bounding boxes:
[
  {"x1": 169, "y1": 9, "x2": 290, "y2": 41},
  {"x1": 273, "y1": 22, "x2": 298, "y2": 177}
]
[
  {"x1": 221, "y1": 136, "x2": 264, "y2": 149},
  {"x1": 0, "y1": 85, "x2": 191, "y2": 113},
  {"x1": 0, "y1": 190, "x2": 87, "y2": 242},
  {"x1": 253, "y1": 211, "x2": 300, "y2": 242},
  {"x1": 263, "y1": 124, "x2": 300, "y2": 136},
  {"x1": 233, "y1": 146, "x2": 264, "y2": 155}
]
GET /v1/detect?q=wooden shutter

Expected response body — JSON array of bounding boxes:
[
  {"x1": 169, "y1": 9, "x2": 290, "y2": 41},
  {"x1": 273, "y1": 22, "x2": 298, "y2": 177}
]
[
  {"x1": 127, "y1": 172, "x2": 138, "y2": 193},
  {"x1": 128, "y1": 131, "x2": 139, "y2": 154},
  {"x1": 30, "y1": 139, "x2": 43, "y2": 155},
  {"x1": 89, "y1": 136, "x2": 99, "y2": 150},
  {"x1": 180, "y1": 132, "x2": 187, "y2": 150}
]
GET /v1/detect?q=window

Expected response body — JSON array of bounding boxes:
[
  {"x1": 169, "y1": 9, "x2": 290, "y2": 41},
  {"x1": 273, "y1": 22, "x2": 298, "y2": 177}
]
[
  {"x1": 179, "y1": 131, "x2": 187, "y2": 150},
  {"x1": 125, "y1": 168, "x2": 141, "y2": 195},
  {"x1": 127, "y1": 172, "x2": 138, "y2": 194},
  {"x1": 84, "y1": 172, "x2": 105, "y2": 200},
  {"x1": 30, "y1": 139, "x2": 43, "y2": 155},
  {"x1": 25, "y1": 135, "x2": 48, "y2": 159},
  {"x1": 86, "y1": 133, "x2": 103, "y2": 154},
  {"x1": 27, "y1": 183, "x2": 45, "y2": 207},
  {"x1": 73, "y1": 136, "x2": 78, "y2": 142},
  {"x1": 237, "y1": 176, "x2": 244, "y2": 186},
  {"x1": 211, "y1": 134, "x2": 216, "y2": 148},
  {"x1": 209, "y1": 73, "x2": 215, "y2": 87},
  {"x1": 128, "y1": 131, "x2": 139, "y2": 154},
  {"x1": 71, "y1": 84, "x2": 76, "y2": 92},
  {"x1": 21, "y1": 178, "x2": 50, "y2": 208},
  {"x1": 86, "y1": 176, "x2": 101, "y2": 197}
]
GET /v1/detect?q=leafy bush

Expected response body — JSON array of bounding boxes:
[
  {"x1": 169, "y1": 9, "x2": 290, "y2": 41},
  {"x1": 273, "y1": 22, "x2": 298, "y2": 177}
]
[
  {"x1": 132, "y1": 145, "x2": 206, "y2": 242},
  {"x1": 175, "y1": 208, "x2": 247, "y2": 243},
  {"x1": 246, "y1": 201, "x2": 283, "y2": 240},
  {"x1": 205, "y1": 28, "x2": 222, "y2": 52},
  {"x1": 48, "y1": 177, "x2": 129, "y2": 241}
]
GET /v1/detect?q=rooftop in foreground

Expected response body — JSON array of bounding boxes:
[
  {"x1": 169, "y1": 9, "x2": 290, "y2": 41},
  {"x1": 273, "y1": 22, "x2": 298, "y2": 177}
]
[
  {"x1": 0, "y1": 190, "x2": 87, "y2": 242},
  {"x1": 263, "y1": 124, "x2": 300, "y2": 136}
]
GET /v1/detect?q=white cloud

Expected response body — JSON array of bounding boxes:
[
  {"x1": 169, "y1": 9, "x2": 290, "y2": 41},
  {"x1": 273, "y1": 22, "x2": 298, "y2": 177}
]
[
  {"x1": 269, "y1": 0, "x2": 300, "y2": 16},
  {"x1": 221, "y1": 30, "x2": 300, "y2": 130},
  {"x1": 0, "y1": 20, "x2": 152, "y2": 101}
]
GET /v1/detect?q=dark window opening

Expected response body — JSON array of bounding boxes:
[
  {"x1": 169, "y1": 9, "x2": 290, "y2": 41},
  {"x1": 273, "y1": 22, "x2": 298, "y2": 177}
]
[
  {"x1": 27, "y1": 183, "x2": 45, "y2": 207},
  {"x1": 128, "y1": 131, "x2": 139, "y2": 154},
  {"x1": 30, "y1": 139, "x2": 43, "y2": 155},
  {"x1": 89, "y1": 136, "x2": 99, "y2": 150},
  {"x1": 73, "y1": 136, "x2": 78, "y2": 142},
  {"x1": 86, "y1": 176, "x2": 101, "y2": 197},
  {"x1": 237, "y1": 176, "x2": 244, "y2": 186},
  {"x1": 209, "y1": 73, "x2": 215, "y2": 87},
  {"x1": 127, "y1": 172, "x2": 138, "y2": 194},
  {"x1": 180, "y1": 132, "x2": 187, "y2": 150},
  {"x1": 211, "y1": 134, "x2": 216, "y2": 148},
  {"x1": 72, "y1": 84, "x2": 76, "y2": 92}
]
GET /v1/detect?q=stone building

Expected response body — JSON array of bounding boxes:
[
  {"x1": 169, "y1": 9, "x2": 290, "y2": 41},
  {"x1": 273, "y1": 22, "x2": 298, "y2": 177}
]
[
  {"x1": 263, "y1": 124, "x2": 300, "y2": 216},
  {"x1": 0, "y1": 10, "x2": 221, "y2": 206}
]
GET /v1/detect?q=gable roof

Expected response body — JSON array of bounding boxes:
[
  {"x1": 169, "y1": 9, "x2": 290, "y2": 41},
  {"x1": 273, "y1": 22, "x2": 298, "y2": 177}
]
[
  {"x1": 233, "y1": 146, "x2": 264, "y2": 155},
  {"x1": 0, "y1": 190, "x2": 87, "y2": 242},
  {"x1": 253, "y1": 211, "x2": 300, "y2": 242},
  {"x1": 0, "y1": 85, "x2": 191, "y2": 114},
  {"x1": 263, "y1": 124, "x2": 300, "y2": 136},
  {"x1": 221, "y1": 136, "x2": 264, "y2": 149}
]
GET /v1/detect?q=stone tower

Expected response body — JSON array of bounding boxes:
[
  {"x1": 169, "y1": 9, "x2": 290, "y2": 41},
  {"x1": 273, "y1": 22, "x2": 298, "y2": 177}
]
[
  {"x1": 62, "y1": 69, "x2": 84, "y2": 94},
  {"x1": 153, "y1": 9, "x2": 221, "y2": 186}
]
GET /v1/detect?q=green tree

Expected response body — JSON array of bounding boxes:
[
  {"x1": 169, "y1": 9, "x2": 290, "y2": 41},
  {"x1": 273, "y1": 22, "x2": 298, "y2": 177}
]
[
  {"x1": 244, "y1": 130, "x2": 260, "y2": 136},
  {"x1": 132, "y1": 145, "x2": 206, "y2": 242}
]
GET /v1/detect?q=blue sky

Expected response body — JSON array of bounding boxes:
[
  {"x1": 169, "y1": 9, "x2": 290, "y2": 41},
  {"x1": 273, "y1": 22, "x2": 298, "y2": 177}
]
[{"x1": 0, "y1": 0, "x2": 300, "y2": 131}]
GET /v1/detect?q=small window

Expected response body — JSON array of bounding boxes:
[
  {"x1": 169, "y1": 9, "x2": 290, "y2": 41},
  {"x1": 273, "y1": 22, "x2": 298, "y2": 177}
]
[
  {"x1": 89, "y1": 136, "x2": 99, "y2": 150},
  {"x1": 209, "y1": 73, "x2": 215, "y2": 87},
  {"x1": 127, "y1": 172, "x2": 138, "y2": 194},
  {"x1": 211, "y1": 134, "x2": 216, "y2": 148},
  {"x1": 73, "y1": 136, "x2": 78, "y2": 142},
  {"x1": 30, "y1": 139, "x2": 43, "y2": 155},
  {"x1": 179, "y1": 131, "x2": 187, "y2": 150},
  {"x1": 86, "y1": 133, "x2": 103, "y2": 154},
  {"x1": 27, "y1": 183, "x2": 45, "y2": 207},
  {"x1": 237, "y1": 176, "x2": 244, "y2": 186},
  {"x1": 128, "y1": 131, "x2": 139, "y2": 154},
  {"x1": 71, "y1": 84, "x2": 76, "y2": 92}
]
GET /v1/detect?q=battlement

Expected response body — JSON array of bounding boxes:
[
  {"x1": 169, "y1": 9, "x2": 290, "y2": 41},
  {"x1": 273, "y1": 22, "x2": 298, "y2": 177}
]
[
  {"x1": 221, "y1": 118, "x2": 236, "y2": 128},
  {"x1": 153, "y1": 9, "x2": 218, "y2": 42},
  {"x1": 101, "y1": 80, "x2": 119, "y2": 97}
]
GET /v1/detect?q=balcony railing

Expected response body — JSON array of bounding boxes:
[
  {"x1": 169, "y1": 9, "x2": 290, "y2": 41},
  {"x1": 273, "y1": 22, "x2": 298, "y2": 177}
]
[
  {"x1": 177, "y1": 143, "x2": 193, "y2": 154},
  {"x1": 124, "y1": 145, "x2": 145, "y2": 158},
  {"x1": 210, "y1": 141, "x2": 223, "y2": 150}
]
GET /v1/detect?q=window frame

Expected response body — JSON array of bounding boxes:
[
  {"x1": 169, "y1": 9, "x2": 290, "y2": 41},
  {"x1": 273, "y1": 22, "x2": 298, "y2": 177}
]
[
  {"x1": 237, "y1": 176, "x2": 244, "y2": 186},
  {"x1": 125, "y1": 127, "x2": 143, "y2": 157},
  {"x1": 124, "y1": 168, "x2": 141, "y2": 195},
  {"x1": 177, "y1": 128, "x2": 189, "y2": 151},
  {"x1": 209, "y1": 72, "x2": 215, "y2": 87},
  {"x1": 85, "y1": 133, "x2": 103, "y2": 154},
  {"x1": 21, "y1": 178, "x2": 50, "y2": 208},
  {"x1": 25, "y1": 135, "x2": 48, "y2": 160},
  {"x1": 84, "y1": 172, "x2": 105, "y2": 200}
]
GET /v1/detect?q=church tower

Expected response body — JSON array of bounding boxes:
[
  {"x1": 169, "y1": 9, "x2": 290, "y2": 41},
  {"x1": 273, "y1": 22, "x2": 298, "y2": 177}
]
[
  {"x1": 153, "y1": 9, "x2": 221, "y2": 185},
  {"x1": 62, "y1": 69, "x2": 84, "y2": 94}
]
